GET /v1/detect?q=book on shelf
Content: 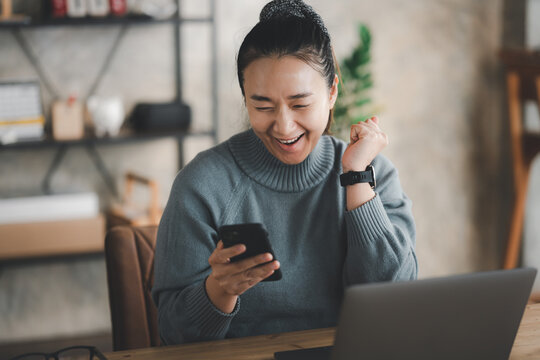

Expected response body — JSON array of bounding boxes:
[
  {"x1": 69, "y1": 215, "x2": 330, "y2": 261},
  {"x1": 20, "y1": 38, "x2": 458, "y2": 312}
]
[
  {"x1": 0, "y1": 192, "x2": 100, "y2": 225},
  {"x1": 0, "y1": 81, "x2": 45, "y2": 144}
]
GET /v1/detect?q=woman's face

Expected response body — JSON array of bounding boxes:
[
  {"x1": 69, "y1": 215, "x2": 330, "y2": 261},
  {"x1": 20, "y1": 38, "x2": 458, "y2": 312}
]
[{"x1": 243, "y1": 56, "x2": 338, "y2": 165}]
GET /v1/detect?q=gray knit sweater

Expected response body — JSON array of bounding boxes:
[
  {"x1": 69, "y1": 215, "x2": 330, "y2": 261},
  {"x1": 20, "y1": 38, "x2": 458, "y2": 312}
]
[{"x1": 152, "y1": 129, "x2": 417, "y2": 345}]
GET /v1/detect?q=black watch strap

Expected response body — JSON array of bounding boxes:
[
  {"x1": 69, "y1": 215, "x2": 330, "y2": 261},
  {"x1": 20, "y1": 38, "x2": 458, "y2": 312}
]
[{"x1": 340, "y1": 164, "x2": 376, "y2": 188}]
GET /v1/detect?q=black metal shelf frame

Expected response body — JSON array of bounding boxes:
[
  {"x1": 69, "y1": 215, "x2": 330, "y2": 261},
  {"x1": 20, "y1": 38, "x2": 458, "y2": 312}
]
[
  {"x1": 0, "y1": 0, "x2": 219, "y2": 198},
  {"x1": 0, "y1": 15, "x2": 214, "y2": 28}
]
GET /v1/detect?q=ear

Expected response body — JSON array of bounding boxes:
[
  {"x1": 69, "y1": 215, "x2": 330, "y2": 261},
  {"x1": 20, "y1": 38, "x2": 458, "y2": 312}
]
[{"x1": 329, "y1": 74, "x2": 339, "y2": 109}]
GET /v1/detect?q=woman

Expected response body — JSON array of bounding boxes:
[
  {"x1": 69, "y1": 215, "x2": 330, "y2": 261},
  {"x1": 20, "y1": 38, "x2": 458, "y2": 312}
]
[{"x1": 152, "y1": 0, "x2": 417, "y2": 345}]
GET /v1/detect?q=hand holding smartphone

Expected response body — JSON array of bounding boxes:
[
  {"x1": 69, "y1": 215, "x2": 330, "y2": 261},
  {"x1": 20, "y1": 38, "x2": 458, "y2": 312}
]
[{"x1": 218, "y1": 223, "x2": 282, "y2": 281}]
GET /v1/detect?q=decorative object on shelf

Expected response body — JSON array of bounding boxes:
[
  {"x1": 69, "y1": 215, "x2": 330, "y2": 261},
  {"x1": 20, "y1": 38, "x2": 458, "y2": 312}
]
[
  {"x1": 128, "y1": 0, "x2": 176, "y2": 20},
  {"x1": 0, "y1": 0, "x2": 29, "y2": 24},
  {"x1": 48, "y1": 0, "x2": 115, "y2": 19},
  {"x1": 67, "y1": 0, "x2": 87, "y2": 18},
  {"x1": 87, "y1": 0, "x2": 110, "y2": 17},
  {"x1": 50, "y1": 0, "x2": 68, "y2": 18},
  {"x1": 130, "y1": 101, "x2": 191, "y2": 132},
  {"x1": 0, "y1": 80, "x2": 45, "y2": 145},
  {"x1": 332, "y1": 24, "x2": 377, "y2": 141},
  {"x1": 109, "y1": 0, "x2": 127, "y2": 16},
  {"x1": 107, "y1": 172, "x2": 162, "y2": 228},
  {"x1": 52, "y1": 95, "x2": 85, "y2": 140},
  {"x1": 87, "y1": 95, "x2": 125, "y2": 137}
]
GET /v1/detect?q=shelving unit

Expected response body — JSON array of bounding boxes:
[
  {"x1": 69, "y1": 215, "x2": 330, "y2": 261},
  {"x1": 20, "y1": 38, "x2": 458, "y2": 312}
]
[
  {"x1": 0, "y1": 0, "x2": 218, "y2": 198},
  {"x1": 0, "y1": 129, "x2": 214, "y2": 197}
]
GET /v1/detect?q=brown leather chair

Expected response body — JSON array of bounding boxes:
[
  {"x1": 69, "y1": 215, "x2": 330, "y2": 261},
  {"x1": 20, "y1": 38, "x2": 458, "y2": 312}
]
[{"x1": 105, "y1": 225, "x2": 160, "y2": 351}]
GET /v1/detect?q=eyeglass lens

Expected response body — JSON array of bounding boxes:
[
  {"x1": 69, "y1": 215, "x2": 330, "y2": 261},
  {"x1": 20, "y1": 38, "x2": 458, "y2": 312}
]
[{"x1": 58, "y1": 348, "x2": 94, "y2": 360}]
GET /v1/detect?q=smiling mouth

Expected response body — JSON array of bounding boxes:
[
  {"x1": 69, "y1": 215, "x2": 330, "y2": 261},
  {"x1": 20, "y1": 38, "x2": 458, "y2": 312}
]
[{"x1": 276, "y1": 133, "x2": 305, "y2": 145}]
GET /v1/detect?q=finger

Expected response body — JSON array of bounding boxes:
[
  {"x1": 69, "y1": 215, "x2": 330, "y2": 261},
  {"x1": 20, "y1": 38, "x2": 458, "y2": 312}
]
[
  {"x1": 353, "y1": 119, "x2": 376, "y2": 130},
  {"x1": 232, "y1": 252, "x2": 274, "y2": 274},
  {"x1": 363, "y1": 118, "x2": 382, "y2": 132},
  {"x1": 208, "y1": 241, "x2": 225, "y2": 265},
  {"x1": 358, "y1": 116, "x2": 376, "y2": 124},
  {"x1": 352, "y1": 121, "x2": 384, "y2": 140},
  {"x1": 221, "y1": 261, "x2": 280, "y2": 295},
  {"x1": 235, "y1": 267, "x2": 277, "y2": 294},
  {"x1": 212, "y1": 243, "x2": 246, "y2": 264},
  {"x1": 232, "y1": 279, "x2": 260, "y2": 295},
  {"x1": 211, "y1": 251, "x2": 272, "y2": 280},
  {"x1": 220, "y1": 244, "x2": 247, "y2": 262},
  {"x1": 367, "y1": 116, "x2": 379, "y2": 124},
  {"x1": 350, "y1": 123, "x2": 363, "y2": 141},
  {"x1": 350, "y1": 123, "x2": 372, "y2": 142},
  {"x1": 243, "y1": 260, "x2": 280, "y2": 280},
  {"x1": 249, "y1": 261, "x2": 280, "y2": 281},
  {"x1": 234, "y1": 260, "x2": 280, "y2": 285},
  {"x1": 215, "y1": 254, "x2": 277, "y2": 284},
  {"x1": 359, "y1": 115, "x2": 379, "y2": 128}
]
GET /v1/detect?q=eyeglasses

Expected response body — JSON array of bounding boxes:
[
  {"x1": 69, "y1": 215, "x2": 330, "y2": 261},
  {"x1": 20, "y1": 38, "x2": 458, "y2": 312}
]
[{"x1": 9, "y1": 345, "x2": 107, "y2": 360}]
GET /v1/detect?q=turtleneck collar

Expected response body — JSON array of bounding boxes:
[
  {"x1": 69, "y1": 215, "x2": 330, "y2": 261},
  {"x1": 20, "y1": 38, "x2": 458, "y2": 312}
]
[{"x1": 228, "y1": 129, "x2": 336, "y2": 193}]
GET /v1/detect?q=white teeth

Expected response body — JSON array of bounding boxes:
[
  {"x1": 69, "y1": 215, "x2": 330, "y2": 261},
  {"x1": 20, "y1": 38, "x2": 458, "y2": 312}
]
[{"x1": 277, "y1": 134, "x2": 303, "y2": 144}]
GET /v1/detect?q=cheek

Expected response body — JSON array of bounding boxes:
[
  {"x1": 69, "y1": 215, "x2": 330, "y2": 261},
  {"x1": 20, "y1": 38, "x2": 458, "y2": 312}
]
[
  {"x1": 246, "y1": 109, "x2": 263, "y2": 127},
  {"x1": 304, "y1": 104, "x2": 330, "y2": 130}
]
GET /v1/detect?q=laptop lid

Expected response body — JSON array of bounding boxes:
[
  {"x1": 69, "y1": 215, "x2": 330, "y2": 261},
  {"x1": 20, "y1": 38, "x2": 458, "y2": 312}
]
[{"x1": 331, "y1": 268, "x2": 536, "y2": 360}]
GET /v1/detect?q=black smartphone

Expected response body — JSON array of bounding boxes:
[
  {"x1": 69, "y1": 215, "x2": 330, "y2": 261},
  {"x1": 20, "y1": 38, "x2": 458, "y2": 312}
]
[{"x1": 218, "y1": 223, "x2": 282, "y2": 281}]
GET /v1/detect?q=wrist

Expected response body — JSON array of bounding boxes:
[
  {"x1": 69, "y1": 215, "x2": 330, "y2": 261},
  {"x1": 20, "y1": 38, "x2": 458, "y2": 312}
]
[
  {"x1": 346, "y1": 184, "x2": 376, "y2": 211},
  {"x1": 340, "y1": 164, "x2": 376, "y2": 189},
  {"x1": 342, "y1": 162, "x2": 371, "y2": 173},
  {"x1": 205, "y1": 275, "x2": 237, "y2": 314}
]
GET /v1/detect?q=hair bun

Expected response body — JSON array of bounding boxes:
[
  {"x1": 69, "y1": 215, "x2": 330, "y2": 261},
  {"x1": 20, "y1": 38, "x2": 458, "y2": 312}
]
[
  {"x1": 260, "y1": 0, "x2": 304, "y2": 21},
  {"x1": 259, "y1": 0, "x2": 329, "y2": 37}
]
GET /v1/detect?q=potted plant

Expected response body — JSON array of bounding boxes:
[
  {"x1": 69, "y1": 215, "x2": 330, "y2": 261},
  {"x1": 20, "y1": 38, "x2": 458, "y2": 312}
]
[{"x1": 332, "y1": 24, "x2": 378, "y2": 140}]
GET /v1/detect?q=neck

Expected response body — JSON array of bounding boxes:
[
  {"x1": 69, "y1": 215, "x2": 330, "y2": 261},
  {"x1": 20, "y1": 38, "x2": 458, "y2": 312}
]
[{"x1": 228, "y1": 129, "x2": 336, "y2": 192}]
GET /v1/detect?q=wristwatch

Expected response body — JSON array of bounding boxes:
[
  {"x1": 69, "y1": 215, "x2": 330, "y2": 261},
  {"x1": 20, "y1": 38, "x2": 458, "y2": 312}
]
[{"x1": 340, "y1": 164, "x2": 376, "y2": 188}]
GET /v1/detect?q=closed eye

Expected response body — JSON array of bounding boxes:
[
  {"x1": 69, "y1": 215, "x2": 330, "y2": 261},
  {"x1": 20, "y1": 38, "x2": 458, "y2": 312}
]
[
  {"x1": 293, "y1": 104, "x2": 309, "y2": 109},
  {"x1": 255, "y1": 107, "x2": 274, "y2": 111}
]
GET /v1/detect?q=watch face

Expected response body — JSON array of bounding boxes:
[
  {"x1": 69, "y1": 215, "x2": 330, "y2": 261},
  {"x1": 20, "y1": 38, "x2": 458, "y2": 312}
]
[{"x1": 368, "y1": 164, "x2": 376, "y2": 188}]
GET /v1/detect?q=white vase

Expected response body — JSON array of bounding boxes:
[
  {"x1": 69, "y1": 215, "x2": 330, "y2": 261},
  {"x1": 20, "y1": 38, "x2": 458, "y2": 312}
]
[{"x1": 87, "y1": 96, "x2": 125, "y2": 137}]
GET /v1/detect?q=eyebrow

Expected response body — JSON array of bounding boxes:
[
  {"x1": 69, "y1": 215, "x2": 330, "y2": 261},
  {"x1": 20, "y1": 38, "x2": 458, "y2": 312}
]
[
  {"x1": 250, "y1": 92, "x2": 313, "y2": 102},
  {"x1": 250, "y1": 94, "x2": 272, "y2": 102}
]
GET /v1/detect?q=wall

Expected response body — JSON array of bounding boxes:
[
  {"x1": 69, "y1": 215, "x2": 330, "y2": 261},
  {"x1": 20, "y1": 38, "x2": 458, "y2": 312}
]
[
  {"x1": 324, "y1": 0, "x2": 507, "y2": 276},
  {"x1": 218, "y1": 0, "x2": 508, "y2": 276},
  {"x1": 0, "y1": 0, "x2": 521, "y2": 345}
]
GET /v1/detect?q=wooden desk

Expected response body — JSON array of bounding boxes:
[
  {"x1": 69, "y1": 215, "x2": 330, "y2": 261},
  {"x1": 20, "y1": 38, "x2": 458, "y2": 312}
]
[
  {"x1": 510, "y1": 303, "x2": 540, "y2": 359},
  {"x1": 106, "y1": 303, "x2": 540, "y2": 360}
]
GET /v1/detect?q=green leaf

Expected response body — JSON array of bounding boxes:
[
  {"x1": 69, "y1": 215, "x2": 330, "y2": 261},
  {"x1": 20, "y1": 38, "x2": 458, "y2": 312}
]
[
  {"x1": 332, "y1": 23, "x2": 377, "y2": 141},
  {"x1": 354, "y1": 98, "x2": 371, "y2": 107}
]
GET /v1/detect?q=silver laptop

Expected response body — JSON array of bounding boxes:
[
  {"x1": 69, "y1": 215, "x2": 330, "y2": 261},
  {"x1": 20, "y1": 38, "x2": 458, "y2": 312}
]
[{"x1": 274, "y1": 268, "x2": 536, "y2": 360}]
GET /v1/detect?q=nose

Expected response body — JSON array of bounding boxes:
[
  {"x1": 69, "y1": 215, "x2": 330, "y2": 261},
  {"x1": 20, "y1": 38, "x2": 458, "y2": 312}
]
[{"x1": 274, "y1": 106, "x2": 295, "y2": 135}]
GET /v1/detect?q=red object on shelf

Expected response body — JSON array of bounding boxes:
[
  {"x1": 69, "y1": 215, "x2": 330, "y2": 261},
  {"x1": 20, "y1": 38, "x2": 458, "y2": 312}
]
[
  {"x1": 109, "y1": 0, "x2": 126, "y2": 16},
  {"x1": 51, "y1": 0, "x2": 67, "y2": 18}
]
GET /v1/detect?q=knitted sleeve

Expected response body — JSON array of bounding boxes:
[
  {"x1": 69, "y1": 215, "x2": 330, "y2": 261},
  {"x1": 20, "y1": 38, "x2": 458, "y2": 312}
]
[
  {"x1": 342, "y1": 154, "x2": 418, "y2": 285},
  {"x1": 151, "y1": 151, "x2": 241, "y2": 345}
]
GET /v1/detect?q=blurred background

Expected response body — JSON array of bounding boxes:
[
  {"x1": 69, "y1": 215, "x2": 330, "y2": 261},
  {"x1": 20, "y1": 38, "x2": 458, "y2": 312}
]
[{"x1": 0, "y1": 0, "x2": 539, "y2": 356}]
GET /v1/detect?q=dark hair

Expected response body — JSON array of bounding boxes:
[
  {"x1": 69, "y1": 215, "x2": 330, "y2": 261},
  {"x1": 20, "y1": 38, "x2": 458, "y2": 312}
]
[{"x1": 237, "y1": 0, "x2": 337, "y2": 133}]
